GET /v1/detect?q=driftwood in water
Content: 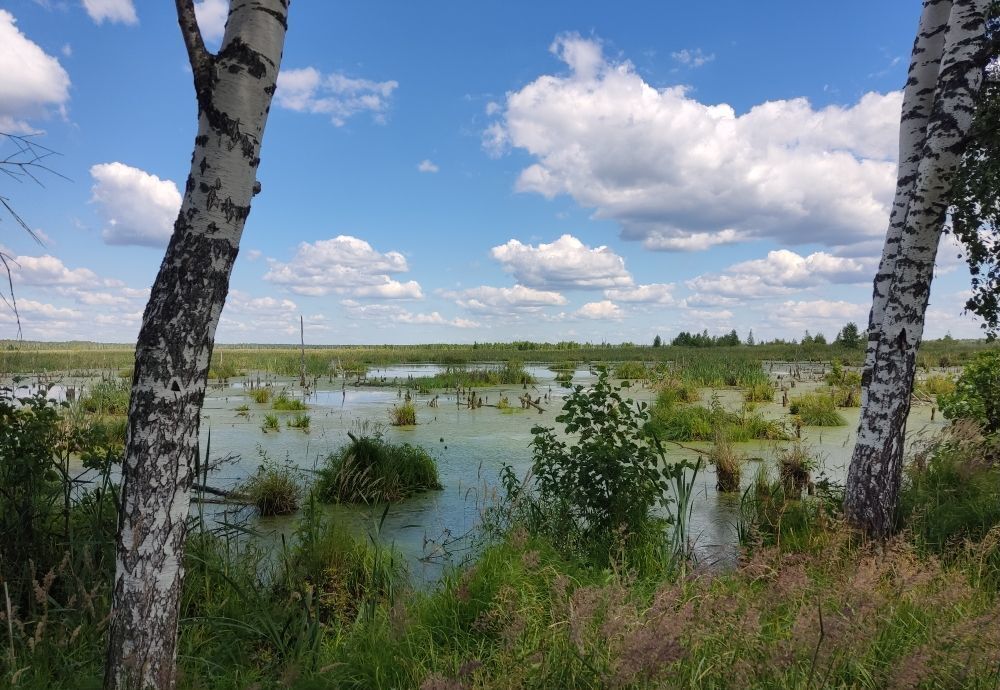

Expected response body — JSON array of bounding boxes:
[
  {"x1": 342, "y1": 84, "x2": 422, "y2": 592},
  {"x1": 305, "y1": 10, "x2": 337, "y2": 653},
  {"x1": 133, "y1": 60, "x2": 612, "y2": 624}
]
[{"x1": 193, "y1": 483, "x2": 248, "y2": 502}]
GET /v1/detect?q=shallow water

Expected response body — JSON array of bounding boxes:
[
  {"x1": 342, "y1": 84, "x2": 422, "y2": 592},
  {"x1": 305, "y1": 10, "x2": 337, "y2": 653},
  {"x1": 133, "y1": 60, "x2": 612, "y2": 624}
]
[{"x1": 6, "y1": 363, "x2": 948, "y2": 583}]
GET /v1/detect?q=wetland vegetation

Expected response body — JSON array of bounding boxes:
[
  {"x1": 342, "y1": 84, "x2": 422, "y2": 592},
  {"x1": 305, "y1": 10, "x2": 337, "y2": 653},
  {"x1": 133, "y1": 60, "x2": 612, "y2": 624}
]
[{"x1": 1, "y1": 337, "x2": 998, "y2": 687}]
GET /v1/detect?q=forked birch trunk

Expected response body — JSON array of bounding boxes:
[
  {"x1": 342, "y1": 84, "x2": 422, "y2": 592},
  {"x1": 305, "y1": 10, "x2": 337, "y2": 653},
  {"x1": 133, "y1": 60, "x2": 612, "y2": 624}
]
[
  {"x1": 845, "y1": 0, "x2": 989, "y2": 537},
  {"x1": 105, "y1": 2, "x2": 288, "y2": 688}
]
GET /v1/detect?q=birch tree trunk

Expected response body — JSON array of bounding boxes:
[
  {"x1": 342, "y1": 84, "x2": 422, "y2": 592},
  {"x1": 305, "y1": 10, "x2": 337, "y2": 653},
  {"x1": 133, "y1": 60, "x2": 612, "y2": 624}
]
[
  {"x1": 105, "y1": 2, "x2": 288, "y2": 688},
  {"x1": 845, "y1": 0, "x2": 989, "y2": 537}
]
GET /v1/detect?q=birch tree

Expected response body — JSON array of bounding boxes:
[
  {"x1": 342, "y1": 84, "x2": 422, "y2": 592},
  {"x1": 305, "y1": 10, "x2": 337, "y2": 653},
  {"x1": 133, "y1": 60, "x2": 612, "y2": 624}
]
[
  {"x1": 105, "y1": 2, "x2": 288, "y2": 688},
  {"x1": 845, "y1": 0, "x2": 991, "y2": 537}
]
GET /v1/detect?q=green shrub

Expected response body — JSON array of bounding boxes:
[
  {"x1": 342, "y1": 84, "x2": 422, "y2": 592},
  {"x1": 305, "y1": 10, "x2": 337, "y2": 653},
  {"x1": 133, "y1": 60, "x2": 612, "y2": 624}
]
[
  {"x1": 939, "y1": 350, "x2": 1000, "y2": 432},
  {"x1": 519, "y1": 370, "x2": 697, "y2": 564},
  {"x1": 390, "y1": 401, "x2": 417, "y2": 426},
  {"x1": 239, "y1": 460, "x2": 301, "y2": 516},
  {"x1": 789, "y1": 391, "x2": 847, "y2": 426},
  {"x1": 317, "y1": 428, "x2": 442, "y2": 503}
]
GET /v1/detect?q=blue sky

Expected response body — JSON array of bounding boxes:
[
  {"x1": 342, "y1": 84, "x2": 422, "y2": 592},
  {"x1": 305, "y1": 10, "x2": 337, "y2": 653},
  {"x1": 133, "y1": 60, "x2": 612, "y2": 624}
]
[{"x1": 0, "y1": 0, "x2": 984, "y2": 344}]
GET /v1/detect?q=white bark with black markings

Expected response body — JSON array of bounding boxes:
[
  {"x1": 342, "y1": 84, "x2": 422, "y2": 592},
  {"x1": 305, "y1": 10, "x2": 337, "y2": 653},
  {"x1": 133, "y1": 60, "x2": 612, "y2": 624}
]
[
  {"x1": 845, "y1": 0, "x2": 990, "y2": 537},
  {"x1": 105, "y1": 2, "x2": 288, "y2": 688}
]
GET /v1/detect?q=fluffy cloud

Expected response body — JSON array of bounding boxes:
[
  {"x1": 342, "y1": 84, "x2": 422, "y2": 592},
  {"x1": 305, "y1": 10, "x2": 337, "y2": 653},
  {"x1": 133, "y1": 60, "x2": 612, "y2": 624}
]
[
  {"x1": 604, "y1": 283, "x2": 675, "y2": 305},
  {"x1": 219, "y1": 290, "x2": 301, "y2": 337},
  {"x1": 81, "y1": 0, "x2": 137, "y2": 25},
  {"x1": 194, "y1": 0, "x2": 228, "y2": 42},
  {"x1": 490, "y1": 234, "x2": 632, "y2": 289},
  {"x1": 263, "y1": 235, "x2": 422, "y2": 299},
  {"x1": 341, "y1": 300, "x2": 479, "y2": 328},
  {"x1": 0, "y1": 10, "x2": 71, "y2": 132},
  {"x1": 443, "y1": 284, "x2": 567, "y2": 314},
  {"x1": 576, "y1": 300, "x2": 623, "y2": 320},
  {"x1": 417, "y1": 159, "x2": 439, "y2": 173},
  {"x1": 90, "y1": 162, "x2": 182, "y2": 246},
  {"x1": 686, "y1": 249, "x2": 871, "y2": 300},
  {"x1": 10, "y1": 254, "x2": 99, "y2": 286},
  {"x1": 487, "y1": 34, "x2": 900, "y2": 252},
  {"x1": 276, "y1": 67, "x2": 398, "y2": 126}
]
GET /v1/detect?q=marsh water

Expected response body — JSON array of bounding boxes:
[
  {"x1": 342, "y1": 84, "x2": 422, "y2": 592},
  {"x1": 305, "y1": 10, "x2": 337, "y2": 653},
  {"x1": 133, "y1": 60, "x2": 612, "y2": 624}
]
[{"x1": 10, "y1": 363, "x2": 947, "y2": 583}]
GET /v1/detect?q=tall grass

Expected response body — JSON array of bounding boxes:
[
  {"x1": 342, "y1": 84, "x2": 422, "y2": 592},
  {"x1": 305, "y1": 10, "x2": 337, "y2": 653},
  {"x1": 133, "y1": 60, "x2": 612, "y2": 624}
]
[
  {"x1": 80, "y1": 377, "x2": 130, "y2": 415},
  {"x1": 238, "y1": 460, "x2": 301, "y2": 516},
  {"x1": 648, "y1": 394, "x2": 788, "y2": 442},
  {"x1": 272, "y1": 392, "x2": 307, "y2": 411},
  {"x1": 249, "y1": 387, "x2": 272, "y2": 404},
  {"x1": 789, "y1": 391, "x2": 847, "y2": 426},
  {"x1": 317, "y1": 429, "x2": 442, "y2": 503},
  {"x1": 389, "y1": 401, "x2": 417, "y2": 426},
  {"x1": 709, "y1": 432, "x2": 742, "y2": 492}
]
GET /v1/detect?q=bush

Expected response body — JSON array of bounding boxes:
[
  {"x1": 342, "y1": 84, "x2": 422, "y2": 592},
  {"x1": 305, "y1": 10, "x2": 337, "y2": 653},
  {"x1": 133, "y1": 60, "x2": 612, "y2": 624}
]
[
  {"x1": 239, "y1": 460, "x2": 301, "y2": 516},
  {"x1": 317, "y1": 427, "x2": 442, "y2": 503},
  {"x1": 939, "y1": 350, "x2": 1000, "y2": 432},
  {"x1": 789, "y1": 391, "x2": 847, "y2": 426},
  {"x1": 520, "y1": 370, "x2": 696, "y2": 564},
  {"x1": 390, "y1": 401, "x2": 417, "y2": 426}
]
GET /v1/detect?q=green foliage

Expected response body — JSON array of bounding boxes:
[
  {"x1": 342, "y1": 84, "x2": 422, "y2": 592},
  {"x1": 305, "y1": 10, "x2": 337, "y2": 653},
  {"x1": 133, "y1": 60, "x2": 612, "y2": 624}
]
[
  {"x1": 207, "y1": 361, "x2": 243, "y2": 380},
  {"x1": 939, "y1": 350, "x2": 1000, "y2": 432},
  {"x1": 520, "y1": 370, "x2": 696, "y2": 564},
  {"x1": 261, "y1": 413, "x2": 279, "y2": 432},
  {"x1": 835, "y1": 321, "x2": 863, "y2": 348},
  {"x1": 389, "y1": 400, "x2": 417, "y2": 426},
  {"x1": 789, "y1": 391, "x2": 847, "y2": 426},
  {"x1": 410, "y1": 360, "x2": 535, "y2": 390},
  {"x1": 739, "y1": 464, "x2": 840, "y2": 552},
  {"x1": 317, "y1": 426, "x2": 442, "y2": 503},
  {"x1": 914, "y1": 373, "x2": 957, "y2": 397}
]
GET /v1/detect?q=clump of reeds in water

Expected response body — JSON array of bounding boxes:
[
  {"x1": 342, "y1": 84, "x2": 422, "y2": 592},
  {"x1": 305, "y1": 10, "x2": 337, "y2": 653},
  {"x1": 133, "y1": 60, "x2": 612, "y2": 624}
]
[
  {"x1": 709, "y1": 431, "x2": 743, "y2": 493},
  {"x1": 614, "y1": 360, "x2": 649, "y2": 381},
  {"x1": 317, "y1": 423, "x2": 442, "y2": 503},
  {"x1": 390, "y1": 401, "x2": 417, "y2": 426},
  {"x1": 789, "y1": 391, "x2": 847, "y2": 426},
  {"x1": 777, "y1": 443, "x2": 816, "y2": 496},
  {"x1": 80, "y1": 377, "x2": 130, "y2": 415},
  {"x1": 743, "y1": 377, "x2": 775, "y2": 403},
  {"x1": 249, "y1": 387, "x2": 272, "y2": 404},
  {"x1": 272, "y1": 392, "x2": 307, "y2": 411},
  {"x1": 261, "y1": 413, "x2": 279, "y2": 432},
  {"x1": 238, "y1": 460, "x2": 301, "y2": 516},
  {"x1": 286, "y1": 413, "x2": 310, "y2": 431}
]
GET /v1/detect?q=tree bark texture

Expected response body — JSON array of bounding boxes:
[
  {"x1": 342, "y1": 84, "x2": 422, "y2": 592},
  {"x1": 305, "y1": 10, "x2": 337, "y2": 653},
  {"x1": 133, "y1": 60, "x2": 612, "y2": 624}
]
[
  {"x1": 105, "y1": 2, "x2": 288, "y2": 688},
  {"x1": 845, "y1": 0, "x2": 990, "y2": 537}
]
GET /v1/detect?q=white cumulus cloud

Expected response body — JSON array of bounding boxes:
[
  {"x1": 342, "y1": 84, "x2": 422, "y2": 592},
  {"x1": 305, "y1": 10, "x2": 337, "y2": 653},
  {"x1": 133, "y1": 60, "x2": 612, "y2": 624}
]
[
  {"x1": 604, "y1": 283, "x2": 675, "y2": 305},
  {"x1": 486, "y1": 34, "x2": 901, "y2": 253},
  {"x1": 263, "y1": 235, "x2": 422, "y2": 299},
  {"x1": 0, "y1": 10, "x2": 71, "y2": 132},
  {"x1": 194, "y1": 0, "x2": 228, "y2": 43},
  {"x1": 276, "y1": 67, "x2": 398, "y2": 126},
  {"x1": 81, "y1": 0, "x2": 137, "y2": 25},
  {"x1": 90, "y1": 162, "x2": 182, "y2": 247},
  {"x1": 417, "y1": 159, "x2": 439, "y2": 173},
  {"x1": 443, "y1": 284, "x2": 567, "y2": 314},
  {"x1": 490, "y1": 234, "x2": 633, "y2": 290},
  {"x1": 575, "y1": 300, "x2": 623, "y2": 320}
]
